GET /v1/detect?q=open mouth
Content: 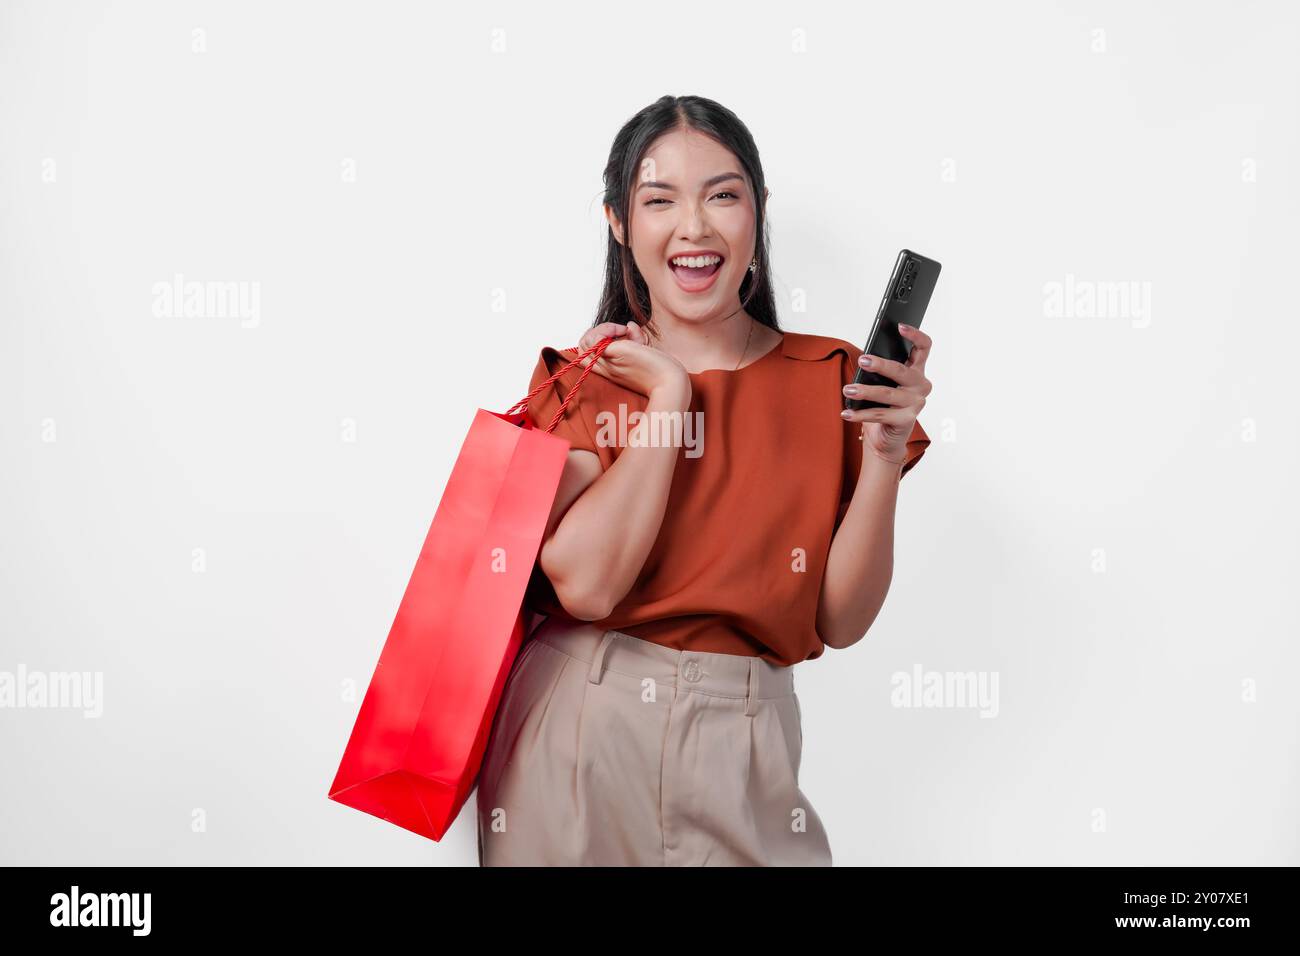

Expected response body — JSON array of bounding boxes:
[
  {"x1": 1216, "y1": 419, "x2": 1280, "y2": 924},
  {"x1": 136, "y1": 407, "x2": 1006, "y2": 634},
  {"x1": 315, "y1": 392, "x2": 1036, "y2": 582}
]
[{"x1": 668, "y1": 253, "x2": 724, "y2": 292}]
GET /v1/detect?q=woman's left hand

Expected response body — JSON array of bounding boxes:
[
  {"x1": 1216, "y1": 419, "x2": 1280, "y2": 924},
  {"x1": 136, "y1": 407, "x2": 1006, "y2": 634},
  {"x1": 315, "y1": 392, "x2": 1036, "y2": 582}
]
[{"x1": 840, "y1": 324, "x2": 933, "y2": 463}]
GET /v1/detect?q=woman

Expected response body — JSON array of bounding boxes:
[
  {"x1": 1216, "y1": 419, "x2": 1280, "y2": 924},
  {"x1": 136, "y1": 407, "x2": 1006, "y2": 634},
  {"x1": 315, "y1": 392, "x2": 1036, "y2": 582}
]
[{"x1": 476, "y1": 94, "x2": 933, "y2": 866}]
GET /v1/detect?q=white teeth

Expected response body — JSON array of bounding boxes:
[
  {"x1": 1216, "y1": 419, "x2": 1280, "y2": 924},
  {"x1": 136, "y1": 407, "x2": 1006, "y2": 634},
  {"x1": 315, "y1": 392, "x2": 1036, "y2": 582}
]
[{"x1": 670, "y1": 254, "x2": 722, "y2": 268}]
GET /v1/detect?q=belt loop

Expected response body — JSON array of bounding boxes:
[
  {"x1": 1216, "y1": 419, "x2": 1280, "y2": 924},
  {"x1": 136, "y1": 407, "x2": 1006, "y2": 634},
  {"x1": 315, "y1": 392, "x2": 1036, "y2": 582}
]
[
  {"x1": 588, "y1": 631, "x2": 615, "y2": 684},
  {"x1": 744, "y1": 657, "x2": 759, "y2": 717}
]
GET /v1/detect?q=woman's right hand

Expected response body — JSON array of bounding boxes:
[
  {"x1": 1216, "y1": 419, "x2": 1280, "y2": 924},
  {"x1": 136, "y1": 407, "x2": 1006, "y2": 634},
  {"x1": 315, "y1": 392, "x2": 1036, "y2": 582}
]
[{"x1": 569, "y1": 321, "x2": 691, "y2": 404}]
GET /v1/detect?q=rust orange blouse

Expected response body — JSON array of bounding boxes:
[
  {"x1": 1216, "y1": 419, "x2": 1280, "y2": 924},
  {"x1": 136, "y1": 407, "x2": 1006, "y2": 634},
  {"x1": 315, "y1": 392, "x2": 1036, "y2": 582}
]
[{"x1": 522, "y1": 330, "x2": 930, "y2": 667}]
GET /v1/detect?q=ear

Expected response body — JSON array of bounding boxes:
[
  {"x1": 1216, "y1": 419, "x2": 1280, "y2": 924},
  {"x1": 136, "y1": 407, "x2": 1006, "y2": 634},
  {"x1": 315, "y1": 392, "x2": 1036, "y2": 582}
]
[{"x1": 604, "y1": 204, "x2": 626, "y2": 246}]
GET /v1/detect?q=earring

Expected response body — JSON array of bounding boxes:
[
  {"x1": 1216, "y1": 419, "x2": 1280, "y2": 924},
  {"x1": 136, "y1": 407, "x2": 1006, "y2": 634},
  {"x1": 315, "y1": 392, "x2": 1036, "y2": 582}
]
[{"x1": 749, "y1": 257, "x2": 758, "y2": 273}]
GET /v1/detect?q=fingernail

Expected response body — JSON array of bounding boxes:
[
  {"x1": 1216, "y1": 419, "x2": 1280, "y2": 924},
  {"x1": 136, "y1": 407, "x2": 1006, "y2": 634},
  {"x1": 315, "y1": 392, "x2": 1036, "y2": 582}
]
[
  {"x1": 841, "y1": 410, "x2": 853, "y2": 419},
  {"x1": 898, "y1": 324, "x2": 911, "y2": 332},
  {"x1": 859, "y1": 356, "x2": 872, "y2": 367}
]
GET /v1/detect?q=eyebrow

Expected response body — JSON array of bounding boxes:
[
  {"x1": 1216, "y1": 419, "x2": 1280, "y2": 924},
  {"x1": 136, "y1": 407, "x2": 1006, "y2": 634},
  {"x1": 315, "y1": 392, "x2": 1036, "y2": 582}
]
[{"x1": 636, "y1": 172, "x2": 745, "y2": 192}]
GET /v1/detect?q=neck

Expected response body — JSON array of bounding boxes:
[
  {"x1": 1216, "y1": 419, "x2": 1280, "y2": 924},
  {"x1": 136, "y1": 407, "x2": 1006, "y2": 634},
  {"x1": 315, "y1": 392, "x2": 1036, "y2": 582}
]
[{"x1": 645, "y1": 301, "x2": 754, "y2": 373}]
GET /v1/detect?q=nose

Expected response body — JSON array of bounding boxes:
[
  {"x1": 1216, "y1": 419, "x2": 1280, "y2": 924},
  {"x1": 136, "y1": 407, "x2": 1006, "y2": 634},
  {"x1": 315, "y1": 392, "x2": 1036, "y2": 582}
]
[{"x1": 676, "y1": 199, "x2": 713, "y2": 239}]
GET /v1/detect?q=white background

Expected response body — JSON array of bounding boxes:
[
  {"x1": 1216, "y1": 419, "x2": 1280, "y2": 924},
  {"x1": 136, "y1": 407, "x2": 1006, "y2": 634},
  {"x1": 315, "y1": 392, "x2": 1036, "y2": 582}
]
[{"x1": 2, "y1": 0, "x2": 1296, "y2": 866}]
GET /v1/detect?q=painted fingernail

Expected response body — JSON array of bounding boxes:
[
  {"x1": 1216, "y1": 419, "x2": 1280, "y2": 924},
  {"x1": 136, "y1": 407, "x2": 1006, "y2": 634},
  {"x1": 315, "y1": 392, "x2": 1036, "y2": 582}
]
[
  {"x1": 842, "y1": 384, "x2": 857, "y2": 395},
  {"x1": 898, "y1": 324, "x2": 911, "y2": 331},
  {"x1": 859, "y1": 356, "x2": 872, "y2": 366},
  {"x1": 841, "y1": 410, "x2": 853, "y2": 419}
]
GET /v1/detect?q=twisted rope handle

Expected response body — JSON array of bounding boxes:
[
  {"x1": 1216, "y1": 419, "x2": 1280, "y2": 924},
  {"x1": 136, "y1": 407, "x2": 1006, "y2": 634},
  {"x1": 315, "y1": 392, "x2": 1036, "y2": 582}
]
[{"x1": 505, "y1": 336, "x2": 616, "y2": 434}]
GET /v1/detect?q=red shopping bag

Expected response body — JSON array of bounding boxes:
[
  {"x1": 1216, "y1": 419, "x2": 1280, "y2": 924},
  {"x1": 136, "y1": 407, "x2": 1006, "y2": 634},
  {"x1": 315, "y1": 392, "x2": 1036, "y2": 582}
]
[{"x1": 327, "y1": 336, "x2": 614, "y2": 841}]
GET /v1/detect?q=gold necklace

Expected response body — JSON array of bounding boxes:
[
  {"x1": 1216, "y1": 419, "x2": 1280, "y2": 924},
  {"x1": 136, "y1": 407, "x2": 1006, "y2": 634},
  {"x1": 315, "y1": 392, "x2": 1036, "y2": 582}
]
[
  {"x1": 652, "y1": 309, "x2": 754, "y2": 370},
  {"x1": 733, "y1": 313, "x2": 755, "y2": 370}
]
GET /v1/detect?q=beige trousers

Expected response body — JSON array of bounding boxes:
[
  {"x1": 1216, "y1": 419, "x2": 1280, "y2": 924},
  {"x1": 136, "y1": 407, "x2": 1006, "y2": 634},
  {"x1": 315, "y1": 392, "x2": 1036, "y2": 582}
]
[{"x1": 475, "y1": 615, "x2": 832, "y2": 866}]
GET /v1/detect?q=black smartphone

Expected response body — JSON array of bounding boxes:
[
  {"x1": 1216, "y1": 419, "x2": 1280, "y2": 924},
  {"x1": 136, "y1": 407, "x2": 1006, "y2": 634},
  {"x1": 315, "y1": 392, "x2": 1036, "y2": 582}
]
[{"x1": 844, "y1": 249, "x2": 941, "y2": 410}]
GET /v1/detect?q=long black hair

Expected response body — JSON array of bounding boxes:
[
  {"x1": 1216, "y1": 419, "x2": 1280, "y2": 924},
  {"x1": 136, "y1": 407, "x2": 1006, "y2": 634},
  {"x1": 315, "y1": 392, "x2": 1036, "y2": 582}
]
[{"x1": 593, "y1": 95, "x2": 781, "y2": 337}]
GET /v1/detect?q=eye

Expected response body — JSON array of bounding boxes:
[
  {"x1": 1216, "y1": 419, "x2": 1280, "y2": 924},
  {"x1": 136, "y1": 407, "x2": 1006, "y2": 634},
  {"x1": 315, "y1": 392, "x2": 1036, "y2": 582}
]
[{"x1": 643, "y1": 192, "x2": 737, "y2": 206}]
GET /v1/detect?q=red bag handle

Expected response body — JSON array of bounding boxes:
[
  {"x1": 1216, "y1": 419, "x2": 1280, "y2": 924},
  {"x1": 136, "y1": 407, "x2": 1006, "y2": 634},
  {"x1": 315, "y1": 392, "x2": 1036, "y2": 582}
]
[{"x1": 506, "y1": 336, "x2": 616, "y2": 434}]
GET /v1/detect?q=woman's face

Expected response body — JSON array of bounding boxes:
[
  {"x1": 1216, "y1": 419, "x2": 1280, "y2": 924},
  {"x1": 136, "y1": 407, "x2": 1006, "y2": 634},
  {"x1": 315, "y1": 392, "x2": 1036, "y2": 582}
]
[{"x1": 606, "y1": 127, "x2": 767, "y2": 327}]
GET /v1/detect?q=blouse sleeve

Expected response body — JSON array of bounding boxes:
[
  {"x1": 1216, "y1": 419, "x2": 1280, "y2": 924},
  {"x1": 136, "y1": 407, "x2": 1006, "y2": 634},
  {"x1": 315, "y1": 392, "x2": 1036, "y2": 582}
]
[{"x1": 524, "y1": 346, "x2": 602, "y2": 456}]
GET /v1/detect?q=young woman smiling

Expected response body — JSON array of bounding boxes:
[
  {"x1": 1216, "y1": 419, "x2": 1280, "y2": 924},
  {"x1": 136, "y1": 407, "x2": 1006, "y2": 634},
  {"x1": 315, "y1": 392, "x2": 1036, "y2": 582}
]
[{"x1": 476, "y1": 95, "x2": 933, "y2": 867}]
